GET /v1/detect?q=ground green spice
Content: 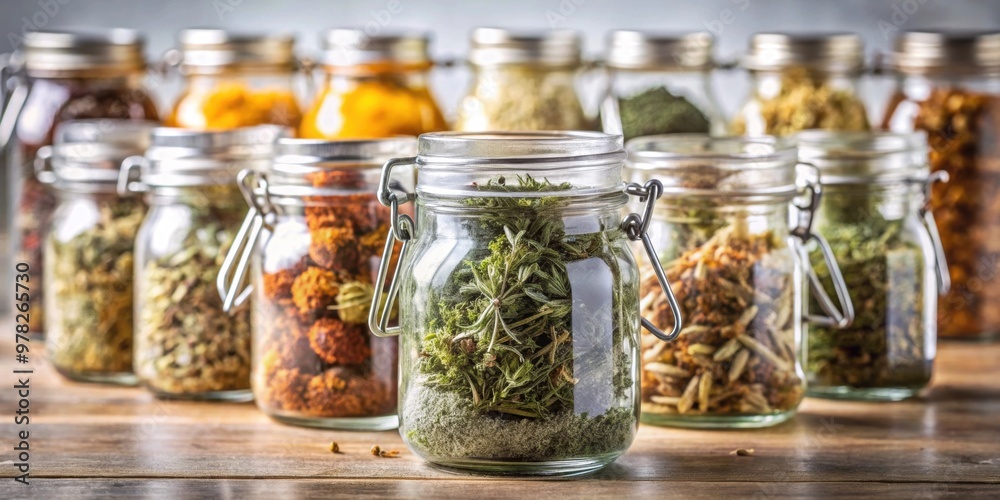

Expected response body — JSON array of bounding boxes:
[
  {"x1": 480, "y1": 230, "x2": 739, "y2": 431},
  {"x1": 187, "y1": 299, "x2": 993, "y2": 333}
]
[
  {"x1": 618, "y1": 86, "x2": 710, "y2": 140},
  {"x1": 400, "y1": 175, "x2": 639, "y2": 461},
  {"x1": 807, "y1": 189, "x2": 930, "y2": 390}
]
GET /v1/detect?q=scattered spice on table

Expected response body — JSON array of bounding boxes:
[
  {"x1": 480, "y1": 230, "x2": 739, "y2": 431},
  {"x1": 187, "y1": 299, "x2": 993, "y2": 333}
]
[
  {"x1": 329, "y1": 441, "x2": 341, "y2": 453},
  {"x1": 46, "y1": 197, "x2": 145, "y2": 379},
  {"x1": 401, "y1": 175, "x2": 638, "y2": 461},
  {"x1": 731, "y1": 67, "x2": 869, "y2": 136},
  {"x1": 615, "y1": 86, "x2": 711, "y2": 140}
]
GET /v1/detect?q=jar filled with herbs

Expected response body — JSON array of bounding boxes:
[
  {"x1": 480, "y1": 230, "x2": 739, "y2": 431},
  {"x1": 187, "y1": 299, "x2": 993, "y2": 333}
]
[
  {"x1": 882, "y1": 31, "x2": 1000, "y2": 341},
  {"x1": 38, "y1": 120, "x2": 156, "y2": 384},
  {"x1": 120, "y1": 125, "x2": 286, "y2": 400},
  {"x1": 797, "y1": 131, "x2": 948, "y2": 400},
  {"x1": 626, "y1": 135, "x2": 854, "y2": 428},
  {"x1": 372, "y1": 132, "x2": 682, "y2": 475},
  {"x1": 601, "y1": 31, "x2": 725, "y2": 140},
  {"x1": 218, "y1": 137, "x2": 414, "y2": 430},
  {"x1": 731, "y1": 33, "x2": 870, "y2": 136},
  {"x1": 167, "y1": 30, "x2": 303, "y2": 131},
  {"x1": 454, "y1": 28, "x2": 589, "y2": 132},
  {"x1": 299, "y1": 30, "x2": 447, "y2": 139},
  {"x1": 2, "y1": 29, "x2": 160, "y2": 335}
]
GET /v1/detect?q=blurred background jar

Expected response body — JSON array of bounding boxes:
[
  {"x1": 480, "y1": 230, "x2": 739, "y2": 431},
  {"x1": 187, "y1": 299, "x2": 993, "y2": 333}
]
[
  {"x1": 39, "y1": 120, "x2": 156, "y2": 385},
  {"x1": 454, "y1": 28, "x2": 588, "y2": 131},
  {"x1": 220, "y1": 137, "x2": 414, "y2": 430},
  {"x1": 121, "y1": 125, "x2": 286, "y2": 400},
  {"x1": 601, "y1": 31, "x2": 725, "y2": 140},
  {"x1": 299, "y1": 30, "x2": 446, "y2": 139},
  {"x1": 731, "y1": 33, "x2": 870, "y2": 136},
  {"x1": 626, "y1": 135, "x2": 854, "y2": 428},
  {"x1": 166, "y1": 29, "x2": 303, "y2": 131},
  {"x1": 798, "y1": 131, "x2": 948, "y2": 400},
  {"x1": 882, "y1": 31, "x2": 1000, "y2": 341},
  {"x1": 1, "y1": 28, "x2": 160, "y2": 335}
]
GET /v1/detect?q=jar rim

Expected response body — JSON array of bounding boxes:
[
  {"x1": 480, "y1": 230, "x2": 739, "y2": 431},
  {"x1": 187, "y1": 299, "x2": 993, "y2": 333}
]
[
  {"x1": 177, "y1": 29, "x2": 297, "y2": 73},
  {"x1": 467, "y1": 28, "x2": 581, "y2": 67},
  {"x1": 740, "y1": 32, "x2": 865, "y2": 73},
  {"x1": 888, "y1": 30, "x2": 1000, "y2": 75},
  {"x1": 320, "y1": 29, "x2": 431, "y2": 67},
  {"x1": 44, "y1": 120, "x2": 157, "y2": 187},
  {"x1": 605, "y1": 30, "x2": 714, "y2": 70},
  {"x1": 21, "y1": 28, "x2": 147, "y2": 76},
  {"x1": 417, "y1": 131, "x2": 625, "y2": 165}
]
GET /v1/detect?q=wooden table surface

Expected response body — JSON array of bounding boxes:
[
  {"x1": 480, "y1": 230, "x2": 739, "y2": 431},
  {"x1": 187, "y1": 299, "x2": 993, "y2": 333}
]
[{"x1": 1, "y1": 333, "x2": 999, "y2": 499}]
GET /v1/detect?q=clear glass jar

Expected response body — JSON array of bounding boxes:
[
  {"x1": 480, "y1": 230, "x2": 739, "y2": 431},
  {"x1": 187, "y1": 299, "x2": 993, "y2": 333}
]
[
  {"x1": 2, "y1": 29, "x2": 160, "y2": 334},
  {"x1": 371, "y1": 131, "x2": 682, "y2": 475},
  {"x1": 38, "y1": 120, "x2": 155, "y2": 384},
  {"x1": 731, "y1": 33, "x2": 870, "y2": 136},
  {"x1": 797, "y1": 131, "x2": 948, "y2": 400},
  {"x1": 625, "y1": 135, "x2": 854, "y2": 428},
  {"x1": 299, "y1": 30, "x2": 446, "y2": 139},
  {"x1": 121, "y1": 126, "x2": 286, "y2": 400},
  {"x1": 882, "y1": 31, "x2": 1000, "y2": 341},
  {"x1": 601, "y1": 31, "x2": 725, "y2": 139},
  {"x1": 454, "y1": 28, "x2": 588, "y2": 131},
  {"x1": 218, "y1": 137, "x2": 415, "y2": 430},
  {"x1": 167, "y1": 30, "x2": 303, "y2": 131}
]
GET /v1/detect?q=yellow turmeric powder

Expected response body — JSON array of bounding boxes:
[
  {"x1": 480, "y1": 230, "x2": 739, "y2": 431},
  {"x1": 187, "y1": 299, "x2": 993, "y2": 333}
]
[{"x1": 169, "y1": 81, "x2": 302, "y2": 130}]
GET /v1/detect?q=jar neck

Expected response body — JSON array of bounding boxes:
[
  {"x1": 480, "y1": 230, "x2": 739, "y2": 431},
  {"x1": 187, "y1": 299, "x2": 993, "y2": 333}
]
[
  {"x1": 470, "y1": 63, "x2": 578, "y2": 78},
  {"x1": 749, "y1": 67, "x2": 861, "y2": 95},
  {"x1": 28, "y1": 73, "x2": 147, "y2": 89},
  {"x1": 818, "y1": 182, "x2": 923, "y2": 223},
  {"x1": 144, "y1": 183, "x2": 245, "y2": 210},
  {"x1": 893, "y1": 72, "x2": 1000, "y2": 96}
]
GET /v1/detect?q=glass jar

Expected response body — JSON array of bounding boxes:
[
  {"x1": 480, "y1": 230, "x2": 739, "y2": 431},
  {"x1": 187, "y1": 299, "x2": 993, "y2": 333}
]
[
  {"x1": 120, "y1": 125, "x2": 286, "y2": 400},
  {"x1": 731, "y1": 33, "x2": 870, "y2": 136},
  {"x1": 371, "y1": 131, "x2": 682, "y2": 475},
  {"x1": 218, "y1": 137, "x2": 415, "y2": 430},
  {"x1": 625, "y1": 135, "x2": 854, "y2": 428},
  {"x1": 601, "y1": 31, "x2": 725, "y2": 140},
  {"x1": 167, "y1": 30, "x2": 303, "y2": 131},
  {"x1": 882, "y1": 31, "x2": 1000, "y2": 341},
  {"x1": 454, "y1": 29, "x2": 588, "y2": 132},
  {"x1": 797, "y1": 131, "x2": 949, "y2": 400},
  {"x1": 37, "y1": 120, "x2": 156, "y2": 384},
  {"x1": 299, "y1": 30, "x2": 446, "y2": 139},
  {"x1": 1, "y1": 29, "x2": 160, "y2": 334}
]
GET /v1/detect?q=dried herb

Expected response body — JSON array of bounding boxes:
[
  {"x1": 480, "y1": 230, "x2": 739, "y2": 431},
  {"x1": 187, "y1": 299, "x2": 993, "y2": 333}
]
[
  {"x1": 401, "y1": 175, "x2": 638, "y2": 461},
  {"x1": 731, "y1": 67, "x2": 869, "y2": 136},
  {"x1": 807, "y1": 188, "x2": 930, "y2": 390},
  {"x1": 454, "y1": 67, "x2": 589, "y2": 131},
  {"x1": 329, "y1": 441, "x2": 341, "y2": 453},
  {"x1": 616, "y1": 86, "x2": 711, "y2": 140},
  {"x1": 46, "y1": 195, "x2": 144, "y2": 380},
  {"x1": 135, "y1": 185, "x2": 251, "y2": 397},
  {"x1": 641, "y1": 220, "x2": 803, "y2": 419},
  {"x1": 255, "y1": 171, "x2": 397, "y2": 420}
]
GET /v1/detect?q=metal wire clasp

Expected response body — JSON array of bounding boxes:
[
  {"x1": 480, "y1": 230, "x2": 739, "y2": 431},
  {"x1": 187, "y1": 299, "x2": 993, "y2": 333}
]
[
  {"x1": 624, "y1": 179, "x2": 683, "y2": 342},
  {"x1": 368, "y1": 157, "x2": 417, "y2": 337},
  {"x1": 218, "y1": 169, "x2": 272, "y2": 314},
  {"x1": 792, "y1": 164, "x2": 855, "y2": 329},
  {"x1": 916, "y1": 170, "x2": 951, "y2": 294}
]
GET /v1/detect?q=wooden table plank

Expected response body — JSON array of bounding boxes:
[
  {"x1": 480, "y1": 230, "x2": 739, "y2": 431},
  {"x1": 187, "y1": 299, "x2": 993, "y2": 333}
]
[{"x1": 1, "y1": 326, "x2": 999, "y2": 496}]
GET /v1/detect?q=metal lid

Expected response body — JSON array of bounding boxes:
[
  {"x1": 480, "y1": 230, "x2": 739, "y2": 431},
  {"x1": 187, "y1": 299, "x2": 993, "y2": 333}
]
[
  {"x1": 888, "y1": 31, "x2": 1000, "y2": 75},
  {"x1": 626, "y1": 134, "x2": 800, "y2": 199},
  {"x1": 467, "y1": 28, "x2": 581, "y2": 67},
  {"x1": 22, "y1": 29, "x2": 146, "y2": 76},
  {"x1": 124, "y1": 125, "x2": 289, "y2": 189},
  {"x1": 606, "y1": 31, "x2": 714, "y2": 70},
  {"x1": 268, "y1": 137, "x2": 416, "y2": 196},
  {"x1": 39, "y1": 120, "x2": 156, "y2": 186},
  {"x1": 796, "y1": 130, "x2": 928, "y2": 184},
  {"x1": 320, "y1": 29, "x2": 430, "y2": 68},
  {"x1": 741, "y1": 32, "x2": 865, "y2": 73},
  {"x1": 177, "y1": 29, "x2": 296, "y2": 74}
]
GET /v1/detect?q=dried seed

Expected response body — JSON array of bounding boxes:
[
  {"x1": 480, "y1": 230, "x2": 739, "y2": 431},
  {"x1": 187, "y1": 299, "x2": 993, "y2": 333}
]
[
  {"x1": 650, "y1": 395, "x2": 681, "y2": 405},
  {"x1": 698, "y1": 372, "x2": 712, "y2": 411},
  {"x1": 687, "y1": 343, "x2": 716, "y2": 356},
  {"x1": 730, "y1": 448, "x2": 755, "y2": 457},
  {"x1": 379, "y1": 449, "x2": 400, "y2": 458},
  {"x1": 737, "y1": 305, "x2": 759, "y2": 328},
  {"x1": 370, "y1": 445, "x2": 381, "y2": 456},
  {"x1": 329, "y1": 442, "x2": 340, "y2": 453},
  {"x1": 713, "y1": 338, "x2": 742, "y2": 362},
  {"x1": 645, "y1": 362, "x2": 690, "y2": 378},
  {"x1": 679, "y1": 324, "x2": 711, "y2": 337},
  {"x1": 737, "y1": 335, "x2": 790, "y2": 372},
  {"x1": 728, "y1": 349, "x2": 750, "y2": 382},
  {"x1": 677, "y1": 374, "x2": 700, "y2": 414}
]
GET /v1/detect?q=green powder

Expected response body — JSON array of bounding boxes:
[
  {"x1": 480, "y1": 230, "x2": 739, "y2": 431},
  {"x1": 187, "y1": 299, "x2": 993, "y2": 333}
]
[{"x1": 618, "y1": 86, "x2": 711, "y2": 140}]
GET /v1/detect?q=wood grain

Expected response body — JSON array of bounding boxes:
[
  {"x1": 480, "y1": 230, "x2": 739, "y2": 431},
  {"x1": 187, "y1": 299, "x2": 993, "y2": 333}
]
[{"x1": 0, "y1": 327, "x2": 998, "y2": 497}]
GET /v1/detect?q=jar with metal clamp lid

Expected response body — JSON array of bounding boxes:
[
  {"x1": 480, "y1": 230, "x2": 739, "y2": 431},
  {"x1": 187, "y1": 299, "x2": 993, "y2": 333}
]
[
  {"x1": 454, "y1": 28, "x2": 589, "y2": 132},
  {"x1": 731, "y1": 33, "x2": 870, "y2": 136},
  {"x1": 600, "y1": 31, "x2": 725, "y2": 140},
  {"x1": 882, "y1": 31, "x2": 1000, "y2": 341},
  {"x1": 798, "y1": 131, "x2": 949, "y2": 400},
  {"x1": 2, "y1": 28, "x2": 160, "y2": 333},
  {"x1": 218, "y1": 137, "x2": 415, "y2": 430},
  {"x1": 166, "y1": 29, "x2": 304, "y2": 131},
  {"x1": 119, "y1": 125, "x2": 286, "y2": 400},
  {"x1": 36, "y1": 119, "x2": 156, "y2": 384},
  {"x1": 370, "y1": 131, "x2": 683, "y2": 475},
  {"x1": 625, "y1": 135, "x2": 855, "y2": 428},
  {"x1": 299, "y1": 30, "x2": 447, "y2": 139}
]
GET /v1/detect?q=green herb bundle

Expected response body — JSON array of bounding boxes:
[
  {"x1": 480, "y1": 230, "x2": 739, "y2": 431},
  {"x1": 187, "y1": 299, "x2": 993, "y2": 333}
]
[{"x1": 402, "y1": 175, "x2": 639, "y2": 461}]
